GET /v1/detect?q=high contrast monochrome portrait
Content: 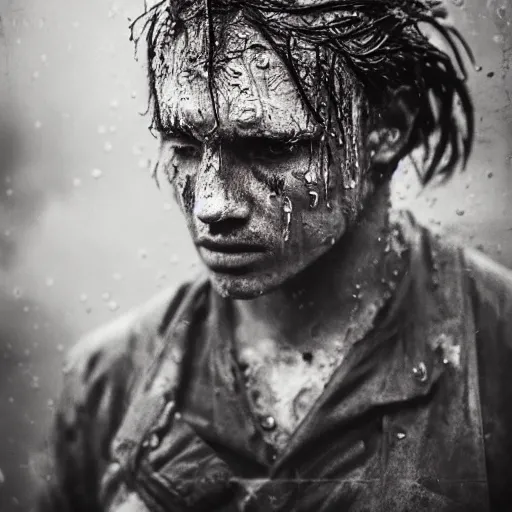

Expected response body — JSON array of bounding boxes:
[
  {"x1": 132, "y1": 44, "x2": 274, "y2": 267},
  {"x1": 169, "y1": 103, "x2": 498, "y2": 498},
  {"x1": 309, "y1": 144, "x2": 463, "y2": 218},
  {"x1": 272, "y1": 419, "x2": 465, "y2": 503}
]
[{"x1": 5, "y1": 0, "x2": 509, "y2": 510}]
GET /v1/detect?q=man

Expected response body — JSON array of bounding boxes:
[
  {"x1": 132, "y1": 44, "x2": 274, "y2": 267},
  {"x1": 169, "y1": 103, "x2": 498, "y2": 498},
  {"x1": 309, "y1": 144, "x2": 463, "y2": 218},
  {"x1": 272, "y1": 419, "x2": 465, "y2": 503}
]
[{"x1": 37, "y1": 0, "x2": 512, "y2": 510}]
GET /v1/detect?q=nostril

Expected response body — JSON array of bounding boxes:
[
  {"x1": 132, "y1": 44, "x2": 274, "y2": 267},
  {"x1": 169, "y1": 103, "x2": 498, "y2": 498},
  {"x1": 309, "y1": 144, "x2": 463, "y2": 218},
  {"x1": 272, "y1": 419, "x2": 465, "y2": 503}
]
[{"x1": 209, "y1": 218, "x2": 247, "y2": 236}]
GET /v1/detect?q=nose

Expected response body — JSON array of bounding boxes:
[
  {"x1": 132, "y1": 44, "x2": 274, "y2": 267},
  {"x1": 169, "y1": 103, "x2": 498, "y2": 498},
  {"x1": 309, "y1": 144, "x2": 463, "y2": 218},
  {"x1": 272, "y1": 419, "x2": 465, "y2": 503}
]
[{"x1": 194, "y1": 145, "x2": 250, "y2": 225}]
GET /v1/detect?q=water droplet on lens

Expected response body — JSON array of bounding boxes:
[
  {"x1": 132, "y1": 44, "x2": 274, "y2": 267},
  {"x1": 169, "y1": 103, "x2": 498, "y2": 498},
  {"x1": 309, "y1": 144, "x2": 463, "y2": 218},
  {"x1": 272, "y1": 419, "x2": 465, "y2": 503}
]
[
  {"x1": 91, "y1": 168, "x2": 103, "y2": 179},
  {"x1": 108, "y1": 300, "x2": 119, "y2": 312}
]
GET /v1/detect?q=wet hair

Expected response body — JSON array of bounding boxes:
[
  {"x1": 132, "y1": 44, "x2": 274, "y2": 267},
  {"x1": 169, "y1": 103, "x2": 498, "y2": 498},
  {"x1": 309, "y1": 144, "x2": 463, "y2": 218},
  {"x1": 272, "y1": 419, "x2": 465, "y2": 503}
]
[{"x1": 131, "y1": 0, "x2": 474, "y2": 186}]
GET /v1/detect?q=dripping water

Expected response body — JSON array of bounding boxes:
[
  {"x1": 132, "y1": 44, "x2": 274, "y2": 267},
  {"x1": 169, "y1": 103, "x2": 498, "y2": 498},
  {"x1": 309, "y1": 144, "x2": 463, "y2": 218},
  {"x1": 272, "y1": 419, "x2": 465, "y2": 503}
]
[{"x1": 283, "y1": 196, "x2": 293, "y2": 242}]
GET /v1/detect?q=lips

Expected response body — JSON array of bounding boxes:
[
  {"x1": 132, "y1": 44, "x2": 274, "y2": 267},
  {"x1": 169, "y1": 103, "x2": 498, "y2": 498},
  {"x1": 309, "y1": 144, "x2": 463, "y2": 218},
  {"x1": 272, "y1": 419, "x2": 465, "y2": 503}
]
[{"x1": 197, "y1": 238, "x2": 267, "y2": 272}]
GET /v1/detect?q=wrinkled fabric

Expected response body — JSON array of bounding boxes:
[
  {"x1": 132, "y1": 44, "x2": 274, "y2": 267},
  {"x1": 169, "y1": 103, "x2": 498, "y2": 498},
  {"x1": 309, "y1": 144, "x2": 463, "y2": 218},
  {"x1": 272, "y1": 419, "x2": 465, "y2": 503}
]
[{"x1": 36, "y1": 212, "x2": 512, "y2": 511}]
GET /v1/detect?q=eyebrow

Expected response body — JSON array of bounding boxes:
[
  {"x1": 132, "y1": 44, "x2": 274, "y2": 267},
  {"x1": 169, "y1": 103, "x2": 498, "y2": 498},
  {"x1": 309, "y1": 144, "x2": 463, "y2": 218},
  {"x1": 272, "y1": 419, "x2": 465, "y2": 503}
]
[{"x1": 158, "y1": 123, "x2": 323, "y2": 144}]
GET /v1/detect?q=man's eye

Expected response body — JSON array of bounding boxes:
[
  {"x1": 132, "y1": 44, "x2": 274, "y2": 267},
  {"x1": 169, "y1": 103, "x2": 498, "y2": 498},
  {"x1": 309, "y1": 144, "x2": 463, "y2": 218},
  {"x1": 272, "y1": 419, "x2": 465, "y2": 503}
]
[{"x1": 240, "y1": 140, "x2": 301, "y2": 162}]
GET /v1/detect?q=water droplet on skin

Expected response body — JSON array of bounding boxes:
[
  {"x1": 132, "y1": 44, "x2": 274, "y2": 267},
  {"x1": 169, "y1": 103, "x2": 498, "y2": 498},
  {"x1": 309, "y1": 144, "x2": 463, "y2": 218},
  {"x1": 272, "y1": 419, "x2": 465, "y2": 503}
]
[
  {"x1": 91, "y1": 168, "x2": 103, "y2": 179},
  {"x1": 109, "y1": 125, "x2": 117, "y2": 133},
  {"x1": 73, "y1": 178, "x2": 81, "y2": 187},
  {"x1": 451, "y1": 0, "x2": 464, "y2": 7},
  {"x1": 5, "y1": 188, "x2": 13, "y2": 197},
  {"x1": 456, "y1": 209, "x2": 465, "y2": 216},
  {"x1": 412, "y1": 362, "x2": 428, "y2": 383},
  {"x1": 138, "y1": 248, "x2": 148, "y2": 259},
  {"x1": 304, "y1": 170, "x2": 317, "y2": 185},
  {"x1": 34, "y1": 120, "x2": 42, "y2": 129},
  {"x1": 283, "y1": 196, "x2": 293, "y2": 242},
  {"x1": 396, "y1": 431, "x2": 406, "y2": 440},
  {"x1": 8, "y1": 397, "x2": 14, "y2": 404},
  {"x1": 104, "y1": 141, "x2": 113, "y2": 152},
  {"x1": 79, "y1": 293, "x2": 88, "y2": 303},
  {"x1": 308, "y1": 191, "x2": 319, "y2": 209},
  {"x1": 97, "y1": 125, "x2": 107, "y2": 135},
  {"x1": 255, "y1": 53, "x2": 270, "y2": 70},
  {"x1": 45, "y1": 277, "x2": 54, "y2": 287},
  {"x1": 102, "y1": 292, "x2": 110, "y2": 301},
  {"x1": 32, "y1": 71, "x2": 40, "y2": 80},
  {"x1": 109, "y1": 99, "x2": 119, "y2": 109},
  {"x1": 260, "y1": 415, "x2": 276, "y2": 431},
  {"x1": 131, "y1": 91, "x2": 137, "y2": 99},
  {"x1": 112, "y1": 273, "x2": 122, "y2": 281},
  {"x1": 475, "y1": 65, "x2": 482, "y2": 72},
  {"x1": 487, "y1": 172, "x2": 494, "y2": 179},
  {"x1": 13, "y1": 288, "x2": 22, "y2": 299},
  {"x1": 163, "y1": 202, "x2": 172, "y2": 211},
  {"x1": 493, "y1": 34, "x2": 504, "y2": 45}
]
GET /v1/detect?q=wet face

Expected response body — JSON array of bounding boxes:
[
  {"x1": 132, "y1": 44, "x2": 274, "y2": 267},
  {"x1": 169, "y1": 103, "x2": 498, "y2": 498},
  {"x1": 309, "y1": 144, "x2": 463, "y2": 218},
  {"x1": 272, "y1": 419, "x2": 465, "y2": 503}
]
[{"x1": 152, "y1": 17, "x2": 372, "y2": 299}]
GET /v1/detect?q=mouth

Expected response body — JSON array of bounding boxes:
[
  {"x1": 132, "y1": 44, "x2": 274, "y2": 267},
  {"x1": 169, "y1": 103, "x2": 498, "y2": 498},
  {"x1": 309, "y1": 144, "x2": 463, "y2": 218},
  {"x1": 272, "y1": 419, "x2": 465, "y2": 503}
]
[{"x1": 197, "y1": 239, "x2": 267, "y2": 273}]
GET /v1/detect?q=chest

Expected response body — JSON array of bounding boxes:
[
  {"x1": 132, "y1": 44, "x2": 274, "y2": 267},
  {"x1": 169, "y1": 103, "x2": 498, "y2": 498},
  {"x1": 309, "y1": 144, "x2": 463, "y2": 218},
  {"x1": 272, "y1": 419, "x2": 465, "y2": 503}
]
[{"x1": 236, "y1": 341, "x2": 345, "y2": 450}]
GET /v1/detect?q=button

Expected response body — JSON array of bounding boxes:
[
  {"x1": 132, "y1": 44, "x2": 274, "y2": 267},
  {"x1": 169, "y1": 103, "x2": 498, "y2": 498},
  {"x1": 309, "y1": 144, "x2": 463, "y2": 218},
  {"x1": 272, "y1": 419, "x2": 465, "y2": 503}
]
[
  {"x1": 260, "y1": 415, "x2": 276, "y2": 431},
  {"x1": 412, "y1": 361, "x2": 428, "y2": 383}
]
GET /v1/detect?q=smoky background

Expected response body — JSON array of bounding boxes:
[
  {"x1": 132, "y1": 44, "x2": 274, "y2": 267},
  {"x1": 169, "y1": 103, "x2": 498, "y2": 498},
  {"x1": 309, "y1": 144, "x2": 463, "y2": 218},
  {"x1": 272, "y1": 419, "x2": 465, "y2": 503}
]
[{"x1": 0, "y1": 0, "x2": 510, "y2": 510}]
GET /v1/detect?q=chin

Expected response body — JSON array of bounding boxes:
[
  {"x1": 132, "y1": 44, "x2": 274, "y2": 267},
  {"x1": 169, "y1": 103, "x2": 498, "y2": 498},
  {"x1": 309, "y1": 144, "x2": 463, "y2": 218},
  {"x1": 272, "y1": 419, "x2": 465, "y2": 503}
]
[{"x1": 208, "y1": 268, "x2": 287, "y2": 300}]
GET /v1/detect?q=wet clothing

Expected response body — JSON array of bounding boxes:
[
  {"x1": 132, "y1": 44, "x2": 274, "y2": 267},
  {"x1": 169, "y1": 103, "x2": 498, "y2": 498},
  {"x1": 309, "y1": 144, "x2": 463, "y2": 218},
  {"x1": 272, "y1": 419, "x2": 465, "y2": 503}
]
[{"x1": 37, "y1": 213, "x2": 512, "y2": 511}]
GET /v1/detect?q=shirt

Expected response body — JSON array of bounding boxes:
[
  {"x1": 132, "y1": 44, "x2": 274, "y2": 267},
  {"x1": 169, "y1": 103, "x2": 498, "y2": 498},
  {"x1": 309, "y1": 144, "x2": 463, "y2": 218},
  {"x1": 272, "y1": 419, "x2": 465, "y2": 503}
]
[{"x1": 36, "y1": 212, "x2": 512, "y2": 511}]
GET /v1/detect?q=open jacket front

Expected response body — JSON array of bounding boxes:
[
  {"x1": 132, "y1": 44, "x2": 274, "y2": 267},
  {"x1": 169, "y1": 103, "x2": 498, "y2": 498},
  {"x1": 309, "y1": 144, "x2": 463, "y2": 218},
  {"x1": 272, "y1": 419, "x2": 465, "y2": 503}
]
[{"x1": 37, "y1": 213, "x2": 512, "y2": 511}]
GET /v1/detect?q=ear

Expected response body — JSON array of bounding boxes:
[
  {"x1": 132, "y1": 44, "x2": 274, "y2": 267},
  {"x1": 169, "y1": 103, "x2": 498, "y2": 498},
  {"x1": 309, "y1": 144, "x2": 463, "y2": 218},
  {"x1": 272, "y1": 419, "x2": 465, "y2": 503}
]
[{"x1": 366, "y1": 87, "x2": 418, "y2": 167}]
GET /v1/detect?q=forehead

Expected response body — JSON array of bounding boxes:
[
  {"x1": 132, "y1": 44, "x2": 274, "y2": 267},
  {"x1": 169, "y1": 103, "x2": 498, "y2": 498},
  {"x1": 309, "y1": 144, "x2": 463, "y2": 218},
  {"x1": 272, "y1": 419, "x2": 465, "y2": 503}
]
[{"x1": 151, "y1": 16, "x2": 320, "y2": 139}]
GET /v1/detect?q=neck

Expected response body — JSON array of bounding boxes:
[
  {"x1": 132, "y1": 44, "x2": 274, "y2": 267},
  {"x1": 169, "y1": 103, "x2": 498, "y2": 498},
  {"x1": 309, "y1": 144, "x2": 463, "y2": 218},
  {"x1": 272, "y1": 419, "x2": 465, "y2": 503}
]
[{"x1": 230, "y1": 184, "x2": 407, "y2": 355}]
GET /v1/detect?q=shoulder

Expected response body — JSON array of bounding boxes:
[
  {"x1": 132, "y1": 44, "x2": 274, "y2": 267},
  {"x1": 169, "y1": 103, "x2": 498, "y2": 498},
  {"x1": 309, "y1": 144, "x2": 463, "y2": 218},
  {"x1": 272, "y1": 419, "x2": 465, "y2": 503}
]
[
  {"x1": 460, "y1": 246, "x2": 512, "y2": 337},
  {"x1": 61, "y1": 276, "x2": 209, "y2": 411},
  {"x1": 462, "y1": 246, "x2": 512, "y2": 305}
]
